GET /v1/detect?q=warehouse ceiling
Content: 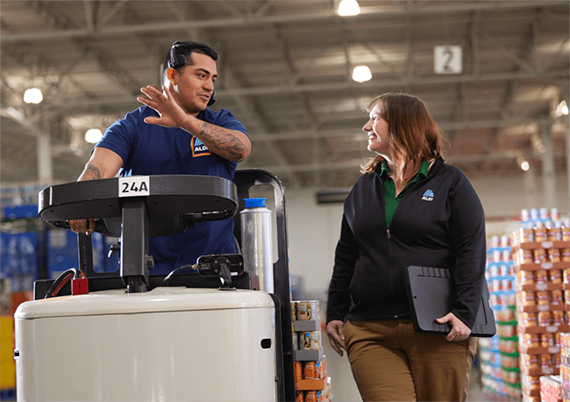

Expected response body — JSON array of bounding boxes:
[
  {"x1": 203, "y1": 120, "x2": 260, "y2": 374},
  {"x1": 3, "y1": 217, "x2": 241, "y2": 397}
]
[{"x1": 1, "y1": 0, "x2": 569, "y2": 191}]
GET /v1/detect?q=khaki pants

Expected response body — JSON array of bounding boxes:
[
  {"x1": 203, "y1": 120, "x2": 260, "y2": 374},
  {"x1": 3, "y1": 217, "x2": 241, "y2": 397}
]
[{"x1": 344, "y1": 320, "x2": 477, "y2": 402}]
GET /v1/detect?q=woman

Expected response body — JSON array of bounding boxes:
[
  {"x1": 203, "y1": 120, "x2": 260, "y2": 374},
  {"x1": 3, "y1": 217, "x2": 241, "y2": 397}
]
[{"x1": 326, "y1": 93, "x2": 486, "y2": 401}]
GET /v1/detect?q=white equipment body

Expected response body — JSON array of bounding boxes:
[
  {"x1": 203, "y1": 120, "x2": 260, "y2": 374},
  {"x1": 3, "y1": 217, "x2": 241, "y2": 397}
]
[{"x1": 15, "y1": 287, "x2": 277, "y2": 402}]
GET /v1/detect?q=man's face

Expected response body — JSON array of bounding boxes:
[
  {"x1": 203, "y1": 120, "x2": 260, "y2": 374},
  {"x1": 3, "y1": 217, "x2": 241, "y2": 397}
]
[{"x1": 168, "y1": 52, "x2": 217, "y2": 115}]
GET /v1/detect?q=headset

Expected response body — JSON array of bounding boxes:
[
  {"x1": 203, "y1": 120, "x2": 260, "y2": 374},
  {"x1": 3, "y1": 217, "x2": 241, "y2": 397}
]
[{"x1": 168, "y1": 41, "x2": 216, "y2": 107}]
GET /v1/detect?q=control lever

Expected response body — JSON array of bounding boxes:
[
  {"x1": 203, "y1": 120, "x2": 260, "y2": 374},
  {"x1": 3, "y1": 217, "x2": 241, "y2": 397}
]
[
  {"x1": 196, "y1": 254, "x2": 244, "y2": 288},
  {"x1": 108, "y1": 244, "x2": 120, "y2": 259},
  {"x1": 197, "y1": 256, "x2": 233, "y2": 287}
]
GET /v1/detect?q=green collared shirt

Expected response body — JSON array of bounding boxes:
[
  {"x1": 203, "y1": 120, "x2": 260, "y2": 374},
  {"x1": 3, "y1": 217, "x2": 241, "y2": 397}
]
[{"x1": 379, "y1": 160, "x2": 430, "y2": 229}]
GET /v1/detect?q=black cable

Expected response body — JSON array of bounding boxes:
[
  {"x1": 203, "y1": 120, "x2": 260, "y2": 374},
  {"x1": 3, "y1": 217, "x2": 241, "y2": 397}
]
[
  {"x1": 44, "y1": 268, "x2": 79, "y2": 299},
  {"x1": 234, "y1": 234, "x2": 242, "y2": 254},
  {"x1": 163, "y1": 264, "x2": 197, "y2": 284}
]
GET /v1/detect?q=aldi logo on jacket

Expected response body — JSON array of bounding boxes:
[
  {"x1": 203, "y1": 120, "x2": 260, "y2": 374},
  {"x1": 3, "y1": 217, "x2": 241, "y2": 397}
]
[{"x1": 422, "y1": 189, "x2": 434, "y2": 201}]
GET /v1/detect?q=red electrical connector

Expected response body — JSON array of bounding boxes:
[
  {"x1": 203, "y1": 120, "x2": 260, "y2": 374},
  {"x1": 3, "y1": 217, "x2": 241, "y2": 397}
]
[
  {"x1": 45, "y1": 269, "x2": 88, "y2": 298},
  {"x1": 72, "y1": 278, "x2": 89, "y2": 295}
]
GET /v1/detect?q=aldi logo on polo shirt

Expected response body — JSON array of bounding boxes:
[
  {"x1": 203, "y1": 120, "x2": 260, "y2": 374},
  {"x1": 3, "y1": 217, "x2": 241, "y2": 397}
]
[
  {"x1": 192, "y1": 137, "x2": 211, "y2": 157},
  {"x1": 421, "y1": 189, "x2": 434, "y2": 201}
]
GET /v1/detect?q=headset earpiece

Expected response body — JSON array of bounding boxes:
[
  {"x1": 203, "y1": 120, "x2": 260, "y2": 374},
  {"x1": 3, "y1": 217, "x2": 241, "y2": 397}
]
[{"x1": 169, "y1": 41, "x2": 186, "y2": 69}]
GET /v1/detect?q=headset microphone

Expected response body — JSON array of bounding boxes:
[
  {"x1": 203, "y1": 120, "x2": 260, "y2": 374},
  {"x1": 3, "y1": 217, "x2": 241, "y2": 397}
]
[{"x1": 208, "y1": 85, "x2": 216, "y2": 107}]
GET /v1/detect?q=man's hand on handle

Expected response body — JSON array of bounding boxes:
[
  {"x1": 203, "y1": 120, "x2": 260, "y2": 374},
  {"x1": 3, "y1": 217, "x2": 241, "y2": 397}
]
[
  {"x1": 69, "y1": 219, "x2": 96, "y2": 236},
  {"x1": 68, "y1": 148, "x2": 124, "y2": 236}
]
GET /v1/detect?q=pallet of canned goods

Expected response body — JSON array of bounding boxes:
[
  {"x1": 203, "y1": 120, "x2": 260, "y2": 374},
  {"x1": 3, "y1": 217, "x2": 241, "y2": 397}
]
[
  {"x1": 290, "y1": 300, "x2": 332, "y2": 401},
  {"x1": 294, "y1": 300, "x2": 319, "y2": 321},
  {"x1": 291, "y1": 300, "x2": 324, "y2": 361},
  {"x1": 293, "y1": 357, "x2": 331, "y2": 402}
]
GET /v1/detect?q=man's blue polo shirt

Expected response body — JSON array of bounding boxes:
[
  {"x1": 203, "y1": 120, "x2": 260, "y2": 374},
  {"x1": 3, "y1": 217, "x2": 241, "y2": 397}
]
[{"x1": 96, "y1": 106, "x2": 247, "y2": 275}]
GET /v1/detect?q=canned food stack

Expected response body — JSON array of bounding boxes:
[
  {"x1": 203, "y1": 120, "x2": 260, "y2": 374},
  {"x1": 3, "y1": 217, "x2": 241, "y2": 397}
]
[
  {"x1": 512, "y1": 209, "x2": 570, "y2": 402},
  {"x1": 559, "y1": 333, "x2": 570, "y2": 402},
  {"x1": 520, "y1": 208, "x2": 566, "y2": 229},
  {"x1": 540, "y1": 375, "x2": 562, "y2": 402},
  {"x1": 480, "y1": 234, "x2": 522, "y2": 398},
  {"x1": 291, "y1": 300, "x2": 332, "y2": 402}
]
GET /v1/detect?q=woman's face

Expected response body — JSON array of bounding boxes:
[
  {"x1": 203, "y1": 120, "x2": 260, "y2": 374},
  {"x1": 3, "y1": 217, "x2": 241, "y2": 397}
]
[{"x1": 363, "y1": 101, "x2": 391, "y2": 158}]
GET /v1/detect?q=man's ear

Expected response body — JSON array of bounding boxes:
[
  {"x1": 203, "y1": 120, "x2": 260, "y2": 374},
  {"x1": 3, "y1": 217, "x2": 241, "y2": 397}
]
[{"x1": 166, "y1": 68, "x2": 178, "y2": 85}]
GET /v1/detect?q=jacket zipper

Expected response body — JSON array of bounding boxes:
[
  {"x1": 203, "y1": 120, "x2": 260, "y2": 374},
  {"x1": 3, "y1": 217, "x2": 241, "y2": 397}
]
[
  {"x1": 386, "y1": 166, "x2": 433, "y2": 317},
  {"x1": 386, "y1": 226, "x2": 394, "y2": 305}
]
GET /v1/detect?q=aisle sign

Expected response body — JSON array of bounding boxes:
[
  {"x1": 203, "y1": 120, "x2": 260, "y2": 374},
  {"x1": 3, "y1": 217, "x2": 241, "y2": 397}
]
[
  {"x1": 434, "y1": 46, "x2": 462, "y2": 74},
  {"x1": 119, "y1": 176, "x2": 150, "y2": 197}
]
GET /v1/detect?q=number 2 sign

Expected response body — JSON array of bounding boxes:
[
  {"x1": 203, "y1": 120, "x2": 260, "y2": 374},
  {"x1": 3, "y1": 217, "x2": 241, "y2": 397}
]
[{"x1": 434, "y1": 46, "x2": 462, "y2": 74}]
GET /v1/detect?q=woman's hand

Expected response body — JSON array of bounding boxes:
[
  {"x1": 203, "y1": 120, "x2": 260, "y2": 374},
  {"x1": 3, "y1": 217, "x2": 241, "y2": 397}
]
[
  {"x1": 326, "y1": 320, "x2": 347, "y2": 356},
  {"x1": 436, "y1": 313, "x2": 472, "y2": 341}
]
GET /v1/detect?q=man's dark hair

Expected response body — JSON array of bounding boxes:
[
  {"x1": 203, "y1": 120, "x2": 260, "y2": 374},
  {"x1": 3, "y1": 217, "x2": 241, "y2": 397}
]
[{"x1": 161, "y1": 41, "x2": 218, "y2": 85}]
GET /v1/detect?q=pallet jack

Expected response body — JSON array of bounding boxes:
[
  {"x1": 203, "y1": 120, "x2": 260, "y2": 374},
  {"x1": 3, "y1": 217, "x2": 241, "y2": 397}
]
[{"x1": 15, "y1": 170, "x2": 295, "y2": 401}]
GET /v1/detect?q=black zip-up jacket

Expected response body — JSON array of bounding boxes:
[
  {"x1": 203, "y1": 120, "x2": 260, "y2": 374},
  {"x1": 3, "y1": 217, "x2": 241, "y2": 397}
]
[{"x1": 326, "y1": 158, "x2": 486, "y2": 329}]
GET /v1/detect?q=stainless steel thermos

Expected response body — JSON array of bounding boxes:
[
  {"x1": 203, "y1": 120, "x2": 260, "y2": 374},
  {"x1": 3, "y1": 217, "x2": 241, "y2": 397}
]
[{"x1": 240, "y1": 198, "x2": 274, "y2": 293}]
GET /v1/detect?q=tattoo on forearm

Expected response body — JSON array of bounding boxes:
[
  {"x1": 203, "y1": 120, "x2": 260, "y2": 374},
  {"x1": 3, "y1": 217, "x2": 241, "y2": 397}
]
[
  {"x1": 200, "y1": 122, "x2": 248, "y2": 160},
  {"x1": 80, "y1": 164, "x2": 102, "y2": 180}
]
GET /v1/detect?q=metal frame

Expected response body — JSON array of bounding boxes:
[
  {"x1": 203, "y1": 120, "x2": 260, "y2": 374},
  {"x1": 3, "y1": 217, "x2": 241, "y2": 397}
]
[{"x1": 232, "y1": 169, "x2": 295, "y2": 402}]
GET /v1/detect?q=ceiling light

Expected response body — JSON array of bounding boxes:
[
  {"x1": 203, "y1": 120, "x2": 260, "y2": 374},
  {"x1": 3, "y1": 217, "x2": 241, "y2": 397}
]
[
  {"x1": 23, "y1": 88, "x2": 43, "y2": 104},
  {"x1": 338, "y1": 0, "x2": 360, "y2": 16},
  {"x1": 557, "y1": 100, "x2": 569, "y2": 116},
  {"x1": 85, "y1": 128, "x2": 103, "y2": 144},
  {"x1": 352, "y1": 66, "x2": 372, "y2": 83},
  {"x1": 520, "y1": 160, "x2": 530, "y2": 171}
]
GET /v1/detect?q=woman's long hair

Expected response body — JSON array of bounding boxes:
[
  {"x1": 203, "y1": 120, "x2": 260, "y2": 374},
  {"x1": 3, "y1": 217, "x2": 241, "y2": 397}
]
[{"x1": 362, "y1": 93, "x2": 446, "y2": 182}]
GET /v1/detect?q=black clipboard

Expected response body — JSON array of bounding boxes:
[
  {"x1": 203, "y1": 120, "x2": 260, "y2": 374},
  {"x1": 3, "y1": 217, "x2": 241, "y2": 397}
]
[{"x1": 404, "y1": 266, "x2": 496, "y2": 337}]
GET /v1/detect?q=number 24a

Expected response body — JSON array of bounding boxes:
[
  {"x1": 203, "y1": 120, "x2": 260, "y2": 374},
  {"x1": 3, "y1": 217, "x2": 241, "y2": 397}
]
[{"x1": 121, "y1": 181, "x2": 148, "y2": 193}]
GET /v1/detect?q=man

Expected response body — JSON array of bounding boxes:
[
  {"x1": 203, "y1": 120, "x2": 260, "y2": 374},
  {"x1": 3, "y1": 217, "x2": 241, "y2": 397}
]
[{"x1": 70, "y1": 41, "x2": 251, "y2": 275}]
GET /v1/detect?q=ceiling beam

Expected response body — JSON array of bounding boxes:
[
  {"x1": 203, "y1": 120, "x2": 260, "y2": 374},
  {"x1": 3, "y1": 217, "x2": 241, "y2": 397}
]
[
  {"x1": 44, "y1": 67, "x2": 566, "y2": 108},
  {"x1": 245, "y1": 117, "x2": 566, "y2": 142},
  {"x1": 1, "y1": 1, "x2": 564, "y2": 42},
  {"x1": 33, "y1": 58, "x2": 566, "y2": 112},
  {"x1": 23, "y1": 0, "x2": 142, "y2": 97},
  {"x1": 258, "y1": 149, "x2": 568, "y2": 176},
  {"x1": 18, "y1": 104, "x2": 562, "y2": 143},
  {"x1": 0, "y1": 108, "x2": 47, "y2": 137},
  {"x1": 217, "y1": 69, "x2": 568, "y2": 97}
]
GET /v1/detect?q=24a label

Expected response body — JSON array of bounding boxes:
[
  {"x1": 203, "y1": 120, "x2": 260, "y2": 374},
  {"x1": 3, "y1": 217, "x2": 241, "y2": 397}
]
[{"x1": 118, "y1": 176, "x2": 150, "y2": 197}]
